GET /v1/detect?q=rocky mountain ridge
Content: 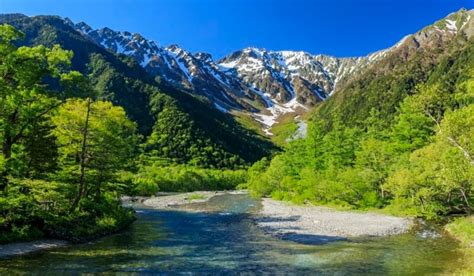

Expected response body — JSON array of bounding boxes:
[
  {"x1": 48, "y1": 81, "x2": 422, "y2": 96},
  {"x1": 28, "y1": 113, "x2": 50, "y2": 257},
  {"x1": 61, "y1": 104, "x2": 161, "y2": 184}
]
[
  {"x1": 64, "y1": 18, "x2": 385, "y2": 134},
  {"x1": 63, "y1": 8, "x2": 472, "y2": 135}
]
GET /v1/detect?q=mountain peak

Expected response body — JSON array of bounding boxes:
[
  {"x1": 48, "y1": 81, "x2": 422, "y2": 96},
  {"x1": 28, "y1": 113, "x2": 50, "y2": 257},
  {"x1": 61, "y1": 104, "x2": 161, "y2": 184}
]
[
  {"x1": 166, "y1": 44, "x2": 192, "y2": 59},
  {"x1": 437, "y1": 8, "x2": 472, "y2": 34},
  {"x1": 75, "y1": 21, "x2": 93, "y2": 34},
  {"x1": 195, "y1": 52, "x2": 213, "y2": 63}
]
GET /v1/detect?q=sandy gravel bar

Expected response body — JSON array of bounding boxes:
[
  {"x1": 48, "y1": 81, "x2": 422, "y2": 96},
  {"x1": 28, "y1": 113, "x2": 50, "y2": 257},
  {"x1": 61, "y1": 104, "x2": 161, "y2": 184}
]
[
  {"x1": 0, "y1": 240, "x2": 68, "y2": 258},
  {"x1": 256, "y1": 198, "x2": 413, "y2": 244},
  {"x1": 142, "y1": 191, "x2": 227, "y2": 209}
]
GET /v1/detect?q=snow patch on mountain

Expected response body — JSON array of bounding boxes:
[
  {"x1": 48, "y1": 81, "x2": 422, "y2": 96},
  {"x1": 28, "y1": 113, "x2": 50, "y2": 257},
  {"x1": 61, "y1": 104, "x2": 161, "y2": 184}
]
[
  {"x1": 214, "y1": 102, "x2": 228, "y2": 113},
  {"x1": 445, "y1": 19, "x2": 457, "y2": 32},
  {"x1": 166, "y1": 47, "x2": 194, "y2": 83}
]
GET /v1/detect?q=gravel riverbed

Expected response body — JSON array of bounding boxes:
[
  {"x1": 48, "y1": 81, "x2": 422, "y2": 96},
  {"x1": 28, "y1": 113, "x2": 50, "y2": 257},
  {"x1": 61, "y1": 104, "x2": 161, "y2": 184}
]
[{"x1": 255, "y1": 198, "x2": 413, "y2": 244}]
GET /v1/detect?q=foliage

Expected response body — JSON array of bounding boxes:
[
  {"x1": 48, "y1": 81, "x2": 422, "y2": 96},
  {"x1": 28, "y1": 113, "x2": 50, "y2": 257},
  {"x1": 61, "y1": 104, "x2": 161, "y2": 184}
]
[
  {"x1": 384, "y1": 142, "x2": 473, "y2": 219},
  {"x1": 0, "y1": 23, "x2": 74, "y2": 188},
  {"x1": 0, "y1": 25, "x2": 137, "y2": 243},
  {"x1": 52, "y1": 99, "x2": 139, "y2": 208},
  {"x1": 246, "y1": 38, "x2": 474, "y2": 219},
  {"x1": 131, "y1": 161, "x2": 247, "y2": 195}
]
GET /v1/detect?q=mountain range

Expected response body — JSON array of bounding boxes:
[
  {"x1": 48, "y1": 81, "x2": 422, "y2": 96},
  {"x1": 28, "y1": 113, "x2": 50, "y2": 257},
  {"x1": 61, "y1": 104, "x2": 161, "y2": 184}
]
[
  {"x1": 64, "y1": 19, "x2": 385, "y2": 134},
  {"x1": 60, "y1": 8, "x2": 473, "y2": 134}
]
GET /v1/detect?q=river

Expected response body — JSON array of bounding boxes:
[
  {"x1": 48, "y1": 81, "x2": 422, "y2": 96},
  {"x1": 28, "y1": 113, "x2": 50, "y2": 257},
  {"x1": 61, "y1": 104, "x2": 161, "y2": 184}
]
[{"x1": 0, "y1": 193, "x2": 469, "y2": 274}]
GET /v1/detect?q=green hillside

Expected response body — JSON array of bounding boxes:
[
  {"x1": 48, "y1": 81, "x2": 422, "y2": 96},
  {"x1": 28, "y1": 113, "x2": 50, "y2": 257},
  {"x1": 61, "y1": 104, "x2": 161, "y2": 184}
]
[{"x1": 245, "y1": 9, "x2": 474, "y2": 220}]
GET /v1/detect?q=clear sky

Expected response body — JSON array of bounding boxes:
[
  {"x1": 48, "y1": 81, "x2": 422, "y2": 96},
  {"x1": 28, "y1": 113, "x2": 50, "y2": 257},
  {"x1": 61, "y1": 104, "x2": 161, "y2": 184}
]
[{"x1": 1, "y1": 0, "x2": 472, "y2": 59}]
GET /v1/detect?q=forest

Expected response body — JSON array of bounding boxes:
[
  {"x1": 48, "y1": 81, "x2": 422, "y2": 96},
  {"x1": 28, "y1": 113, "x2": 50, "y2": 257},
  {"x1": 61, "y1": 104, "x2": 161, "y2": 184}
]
[{"x1": 0, "y1": 24, "x2": 256, "y2": 243}]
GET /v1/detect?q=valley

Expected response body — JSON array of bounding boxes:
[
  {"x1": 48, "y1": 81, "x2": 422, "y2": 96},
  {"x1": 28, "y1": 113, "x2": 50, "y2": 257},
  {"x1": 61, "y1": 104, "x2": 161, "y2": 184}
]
[{"x1": 0, "y1": 4, "x2": 473, "y2": 274}]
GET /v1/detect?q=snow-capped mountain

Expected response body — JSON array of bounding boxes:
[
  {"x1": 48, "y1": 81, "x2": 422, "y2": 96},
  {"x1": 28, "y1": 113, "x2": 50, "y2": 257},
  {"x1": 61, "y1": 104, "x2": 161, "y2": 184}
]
[
  {"x1": 63, "y1": 8, "x2": 473, "y2": 135},
  {"x1": 65, "y1": 19, "x2": 387, "y2": 134},
  {"x1": 69, "y1": 20, "x2": 259, "y2": 112},
  {"x1": 218, "y1": 48, "x2": 385, "y2": 106},
  {"x1": 66, "y1": 19, "x2": 378, "y2": 134}
]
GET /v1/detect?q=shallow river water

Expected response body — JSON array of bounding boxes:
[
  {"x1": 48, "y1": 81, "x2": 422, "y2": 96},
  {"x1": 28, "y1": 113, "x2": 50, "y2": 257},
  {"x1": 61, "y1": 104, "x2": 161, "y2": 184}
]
[{"x1": 0, "y1": 193, "x2": 470, "y2": 274}]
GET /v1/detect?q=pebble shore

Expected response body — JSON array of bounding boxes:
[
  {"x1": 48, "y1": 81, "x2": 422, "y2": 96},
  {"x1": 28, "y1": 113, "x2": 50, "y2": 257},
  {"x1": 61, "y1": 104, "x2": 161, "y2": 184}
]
[{"x1": 255, "y1": 198, "x2": 413, "y2": 244}]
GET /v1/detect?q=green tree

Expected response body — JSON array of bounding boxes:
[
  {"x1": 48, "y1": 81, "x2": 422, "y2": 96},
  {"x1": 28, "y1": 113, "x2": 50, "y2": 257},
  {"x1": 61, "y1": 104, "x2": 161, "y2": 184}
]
[
  {"x1": 390, "y1": 95, "x2": 434, "y2": 153},
  {"x1": 385, "y1": 104, "x2": 474, "y2": 218},
  {"x1": 322, "y1": 119, "x2": 360, "y2": 169},
  {"x1": 52, "y1": 99, "x2": 138, "y2": 209},
  {"x1": 384, "y1": 141, "x2": 473, "y2": 219},
  {"x1": 438, "y1": 105, "x2": 474, "y2": 168},
  {"x1": 0, "y1": 24, "x2": 74, "y2": 191},
  {"x1": 306, "y1": 118, "x2": 327, "y2": 170},
  {"x1": 355, "y1": 137, "x2": 393, "y2": 200}
]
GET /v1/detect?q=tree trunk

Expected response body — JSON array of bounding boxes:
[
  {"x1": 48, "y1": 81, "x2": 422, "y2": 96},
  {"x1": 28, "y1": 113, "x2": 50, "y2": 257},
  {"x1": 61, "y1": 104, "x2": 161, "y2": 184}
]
[
  {"x1": 70, "y1": 98, "x2": 92, "y2": 211},
  {"x1": 447, "y1": 137, "x2": 474, "y2": 167},
  {"x1": 460, "y1": 187, "x2": 471, "y2": 212},
  {"x1": 95, "y1": 181, "x2": 101, "y2": 203},
  {"x1": 0, "y1": 111, "x2": 17, "y2": 192}
]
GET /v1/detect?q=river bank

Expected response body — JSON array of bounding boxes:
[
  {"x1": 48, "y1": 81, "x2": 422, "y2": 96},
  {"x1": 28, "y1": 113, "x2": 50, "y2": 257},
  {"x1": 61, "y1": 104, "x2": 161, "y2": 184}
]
[
  {"x1": 445, "y1": 216, "x2": 474, "y2": 273},
  {"x1": 255, "y1": 198, "x2": 413, "y2": 244},
  {"x1": 142, "y1": 191, "x2": 225, "y2": 209},
  {"x1": 0, "y1": 193, "x2": 417, "y2": 259},
  {"x1": 134, "y1": 192, "x2": 414, "y2": 242}
]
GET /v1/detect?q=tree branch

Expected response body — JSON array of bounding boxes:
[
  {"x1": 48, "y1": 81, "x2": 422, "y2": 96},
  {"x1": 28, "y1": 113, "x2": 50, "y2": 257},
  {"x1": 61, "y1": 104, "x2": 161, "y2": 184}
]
[{"x1": 447, "y1": 136, "x2": 474, "y2": 167}]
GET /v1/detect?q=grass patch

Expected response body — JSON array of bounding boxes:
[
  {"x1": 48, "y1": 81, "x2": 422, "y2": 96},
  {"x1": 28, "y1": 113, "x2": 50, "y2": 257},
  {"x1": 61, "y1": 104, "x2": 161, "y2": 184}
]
[
  {"x1": 187, "y1": 194, "x2": 207, "y2": 201},
  {"x1": 232, "y1": 111, "x2": 266, "y2": 136},
  {"x1": 270, "y1": 113, "x2": 299, "y2": 146},
  {"x1": 445, "y1": 216, "x2": 474, "y2": 246},
  {"x1": 445, "y1": 216, "x2": 474, "y2": 273}
]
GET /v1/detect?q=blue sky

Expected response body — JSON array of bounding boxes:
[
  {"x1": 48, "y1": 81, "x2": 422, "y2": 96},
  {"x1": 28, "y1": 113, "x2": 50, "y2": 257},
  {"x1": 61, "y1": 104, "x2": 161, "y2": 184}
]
[{"x1": 1, "y1": 0, "x2": 472, "y2": 58}]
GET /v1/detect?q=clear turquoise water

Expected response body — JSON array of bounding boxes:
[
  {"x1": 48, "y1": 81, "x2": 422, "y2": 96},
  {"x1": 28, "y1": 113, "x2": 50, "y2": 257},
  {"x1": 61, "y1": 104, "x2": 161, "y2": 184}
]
[{"x1": 0, "y1": 193, "x2": 469, "y2": 274}]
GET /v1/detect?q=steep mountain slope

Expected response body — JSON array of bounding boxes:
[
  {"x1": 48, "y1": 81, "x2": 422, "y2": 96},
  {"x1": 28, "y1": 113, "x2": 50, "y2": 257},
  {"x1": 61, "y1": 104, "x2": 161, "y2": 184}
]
[
  {"x1": 315, "y1": 8, "x2": 474, "y2": 127},
  {"x1": 0, "y1": 13, "x2": 275, "y2": 168}
]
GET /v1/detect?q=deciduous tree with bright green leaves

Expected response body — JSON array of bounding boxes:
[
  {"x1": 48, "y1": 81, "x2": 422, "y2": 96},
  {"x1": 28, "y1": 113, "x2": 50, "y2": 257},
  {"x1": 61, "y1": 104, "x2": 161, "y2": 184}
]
[{"x1": 52, "y1": 99, "x2": 139, "y2": 210}]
